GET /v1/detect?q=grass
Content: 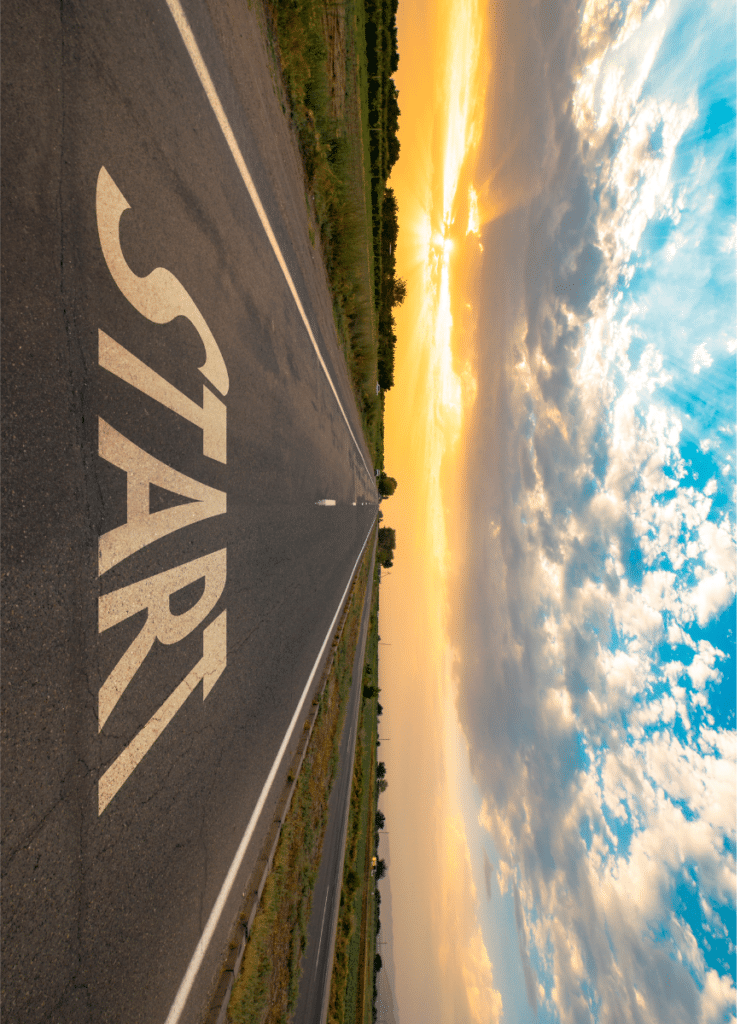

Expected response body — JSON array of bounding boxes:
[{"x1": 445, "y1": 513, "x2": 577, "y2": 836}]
[
  {"x1": 326, "y1": 560, "x2": 381, "y2": 1024},
  {"x1": 226, "y1": 543, "x2": 373, "y2": 1024},
  {"x1": 257, "y1": 0, "x2": 385, "y2": 470}
]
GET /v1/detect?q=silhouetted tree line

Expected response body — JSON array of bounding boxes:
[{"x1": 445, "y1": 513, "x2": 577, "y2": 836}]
[
  {"x1": 377, "y1": 526, "x2": 396, "y2": 567},
  {"x1": 364, "y1": 0, "x2": 405, "y2": 392},
  {"x1": 372, "y1": 805, "x2": 387, "y2": 1020},
  {"x1": 378, "y1": 474, "x2": 397, "y2": 498}
]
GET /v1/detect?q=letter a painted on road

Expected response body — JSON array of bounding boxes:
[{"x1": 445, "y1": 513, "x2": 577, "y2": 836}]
[{"x1": 98, "y1": 419, "x2": 226, "y2": 574}]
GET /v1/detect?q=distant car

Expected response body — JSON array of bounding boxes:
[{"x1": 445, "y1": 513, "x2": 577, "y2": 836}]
[
  {"x1": 375, "y1": 469, "x2": 380, "y2": 477},
  {"x1": 376, "y1": 382, "x2": 380, "y2": 394}
]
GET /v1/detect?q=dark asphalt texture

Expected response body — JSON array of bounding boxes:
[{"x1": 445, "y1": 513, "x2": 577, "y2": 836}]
[
  {"x1": 1, "y1": 1, "x2": 378, "y2": 1022},
  {"x1": 292, "y1": 539, "x2": 377, "y2": 1024}
]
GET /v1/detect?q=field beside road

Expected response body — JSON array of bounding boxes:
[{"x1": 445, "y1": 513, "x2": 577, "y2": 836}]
[
  {"x1": 326, "y1": 561, "x2": 382, "y2": 1024},
  {"x1": 226, "y1": 539, "x2": 374, "y2": 1024}
]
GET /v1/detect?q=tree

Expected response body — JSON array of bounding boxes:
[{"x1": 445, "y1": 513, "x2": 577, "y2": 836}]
[
  {"x1": 376, "y1": 809, "x2": 386, "y2": 830},
  {"x1": 375, "y1": 858, "x2": 387, "y2": 880},
  {"x1": 392, "y1": 277, "x2": 407, "y2": 306},
  {"x1": 376, "y1": 761, "x2": 387, "y2": 779},
  {"x1": 377, "y1": 526, "x2": 396, "y2": 568},
  {"x1": 378, "y1": 474, "x2": 397, "y2": 498}
]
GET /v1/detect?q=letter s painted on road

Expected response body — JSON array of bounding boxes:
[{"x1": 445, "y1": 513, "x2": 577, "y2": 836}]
[{"x1": 96, "y1": 165, "x2": 229, "y2": 396}]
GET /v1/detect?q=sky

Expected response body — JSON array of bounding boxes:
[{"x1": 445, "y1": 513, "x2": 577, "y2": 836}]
[{"x1": 377, "y1": 1, "x2": 740, "y2": 1023}]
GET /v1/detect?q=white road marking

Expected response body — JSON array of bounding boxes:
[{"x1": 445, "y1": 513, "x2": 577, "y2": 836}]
[
  {"x1": 98, "y1": 548, "x2": 227, "y2": 731},
  {"x1": 99, "y1": 330, "x2": 226, "y2": 463},
  {"x1": 96, "y1": 166, "x2": 229, "y2": 396},
  {"x1": 99, "y1": 610, "x2": 226, "y2": 814},
  {"x1": 96, "y1": 167, "x2": 230, "y2": 810},
  {"x1": 163, "y1": 519, "x2": 374, "y2": 1024},
  {"x1": 163, "y1": 0, "x2": 374, "y2": 483},
  {"x1": 316, "y1": 499, "x2": 336, "y2": 506},
  {"x1": 314, "y1": 889, "x2": 330, "y2": 974},
  {"x1": 98, "y1": 419, "x2": 226, "y2": 575}
]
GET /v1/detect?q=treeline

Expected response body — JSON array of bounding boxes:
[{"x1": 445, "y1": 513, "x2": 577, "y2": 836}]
[
  {"x1": 371, "y1": 804, "x2": 387, "y2": 1019},
  {"x1": 377, "y1": 526, "x2": 396, "y2": 568},
  {"x1": 364, "y1": 0, "x2": 406, "y2": 391}
]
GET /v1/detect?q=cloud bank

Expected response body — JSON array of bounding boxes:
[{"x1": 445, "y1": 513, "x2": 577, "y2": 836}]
[{"x1": 449, "y1": 0, "x2": 736, "y2": 1021}]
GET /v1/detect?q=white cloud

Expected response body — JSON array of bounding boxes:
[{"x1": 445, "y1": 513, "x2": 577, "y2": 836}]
[
  {"x1": 462, "y1": 926, "x2": 504, "y2": 1024},
  {"x1": 699, "y1": 969, "x2": 736, "y2": 1024},
  {"x1": 692, "y1": 343, "x2": 714, "y2": 374},
  {"x1": 436, "y1": 814, "x2": 504, "y2": 1024},
  {"x1": 720, "y1": 225, "x2": 736, "y2": 254},
  {"x1": 684, "y1": 640, "x2": 726, "y2": 690},
  {"x1": 691, "y1": 571, "x2": 735, "y2": 627},
  {"x1": 698, "y1": 518, "x2": 736, "y2": 578}
]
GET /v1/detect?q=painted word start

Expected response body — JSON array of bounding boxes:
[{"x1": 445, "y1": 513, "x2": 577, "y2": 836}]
[{"x1": 96, "y1": 166, "x2": 228, "y2": 814}]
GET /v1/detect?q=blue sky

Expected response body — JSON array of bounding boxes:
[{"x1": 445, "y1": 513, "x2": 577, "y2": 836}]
[{"x1": 448, "y1": 0, "x2": 738, "y2": 1021}]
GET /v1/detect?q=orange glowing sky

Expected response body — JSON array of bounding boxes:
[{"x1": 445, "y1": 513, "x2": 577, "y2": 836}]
[{"x1": 376, "y1": 0, "x2": 502, "y2": 1020}]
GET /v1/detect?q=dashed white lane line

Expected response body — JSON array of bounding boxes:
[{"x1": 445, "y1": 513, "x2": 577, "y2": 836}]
[
  {"x1": 162, "y1": 518, "x2": 375, "y2": 1024},
  {"x1": 314, "y1": 889, "x2": 330, "y2": 975},
  {"x1": 164, "y1": 0, "x2": 374, "y2": 486}
]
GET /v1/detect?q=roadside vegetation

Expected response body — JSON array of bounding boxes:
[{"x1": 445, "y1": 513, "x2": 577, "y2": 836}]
[
  {"x1": 376, "y1": 526, "x2": 395, "y2": 568},
  {"x1": 362, "y1": 0, "x2": 405, "y2": 395},
  {"x1": 227, "y1": 0, "x2": 402, "y2": 1019},
  {"x1": 327, "y1": 556, "x2": 383, "y2": 1024},
  {"x1": 257, "y1": 0, "x2": 403, "y2": 474},
  {"x1": 227, "y1": 546, "x2": 373, "y2": 1024}
]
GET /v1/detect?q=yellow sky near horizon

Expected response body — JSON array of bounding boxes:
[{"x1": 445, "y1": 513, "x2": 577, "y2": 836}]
[{"x1": 377, "y1": 1, "x2": 503, "y2": 1020}]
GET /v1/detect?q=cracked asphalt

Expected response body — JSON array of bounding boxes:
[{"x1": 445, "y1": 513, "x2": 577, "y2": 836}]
[{"x1": 1, "y1": 1, "x2": 378, "y2": 1022}]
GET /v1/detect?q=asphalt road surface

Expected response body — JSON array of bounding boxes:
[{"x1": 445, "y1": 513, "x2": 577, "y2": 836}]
[
  {"x1": 1, "y1": 1, "x2": 378, "y2": 1022},
  {"x1": 292, "y1": 539, "x2": 377, "y2": 1024}
]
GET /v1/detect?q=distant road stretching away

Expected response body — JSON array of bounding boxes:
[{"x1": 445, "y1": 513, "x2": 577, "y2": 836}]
[
  {"x1": 1, "y1": 0, "x2": 378, "y2": 1022},
  {"x1": 292, "y1": 539, "x2": 378, "y2": 1024}
]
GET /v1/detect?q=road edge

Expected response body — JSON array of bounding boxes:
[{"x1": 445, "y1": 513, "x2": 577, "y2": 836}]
[
  {"x1": 317, "y1": 533, "x2": 379, "y2": 1024},
  {"x1": 202, "y1": 518, "x2": 378, "y2": 1024}
]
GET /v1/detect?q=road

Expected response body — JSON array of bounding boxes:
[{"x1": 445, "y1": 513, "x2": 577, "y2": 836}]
[
  {"x1": 292, "y1": 538, "x2": 377, "y2": 1024},
  {"x1": 0, "y1": 1, "x2": 378, "y2": 1022}
]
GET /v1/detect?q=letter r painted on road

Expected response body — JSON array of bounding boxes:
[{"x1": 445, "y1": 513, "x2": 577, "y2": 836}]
[
  {"x1": 97, "y1": 551, "x2": 227, "y2": 813},
  {"x1": 98, "y1": 548, "x2": 227, "y2": 729},
  {"x1": 98, "y1": 609, "x2": 227, "y2": 815}
]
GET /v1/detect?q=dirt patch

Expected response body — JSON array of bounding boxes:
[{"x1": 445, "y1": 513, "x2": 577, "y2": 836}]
[{"x1": 324, "y1": 2, "x2": 347, "y2": 123}]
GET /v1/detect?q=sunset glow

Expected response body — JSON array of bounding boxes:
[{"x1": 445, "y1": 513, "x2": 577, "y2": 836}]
[
  {"x1": 379, "y1": 0, "x2": 500, "y2": 1019},
  {"x1": 410, "y1": 0, "x2": 486, "y2": 579}
]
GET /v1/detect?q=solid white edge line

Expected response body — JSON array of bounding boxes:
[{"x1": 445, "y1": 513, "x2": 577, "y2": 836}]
[
  {"x1": 164, "y1": 0, "x2": 375, "y2": 489},
  {"x1": 163, "y1": 516, "x2": 375, "y2": 1024}
]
